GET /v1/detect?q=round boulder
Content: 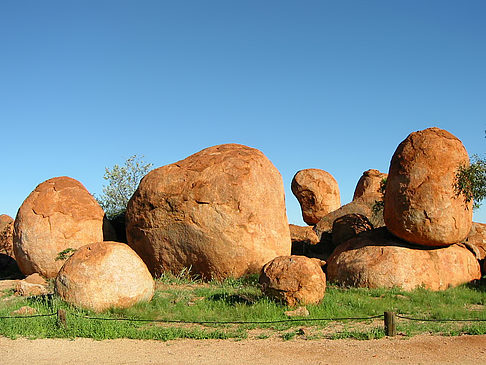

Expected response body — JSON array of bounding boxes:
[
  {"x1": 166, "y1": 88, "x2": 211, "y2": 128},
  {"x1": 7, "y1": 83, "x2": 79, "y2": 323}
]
[
  {"x1": 291, "y1": 169, "x2": 340, "y2": 225},
  {"x1": 327, "y1": 228, "x2": 481, "y2": 291},
  {"x1": 353, "y1": 169, "x2": 387, "y2": 202},
  {"x1": 126, "y1": 144, "x2": 291, "y2": 280},
  {"x1": 259, "y1": 255, "x2": 326, "y2": 306},
  {"x1": 55, "y1": 241, "x2": 154, "y2": 312},
  {"x1": 0, "y1": 215, "x2": 14, "y2": 257},
  {"x1": 14, "y1": 177, "x2": 106, "y2": 278},
  {"x1": 331, "y1": 213, "x2": 374, "y2": 248},
  {"x1": 384, "y1": 127, "x2": 472, "y2": 246}
]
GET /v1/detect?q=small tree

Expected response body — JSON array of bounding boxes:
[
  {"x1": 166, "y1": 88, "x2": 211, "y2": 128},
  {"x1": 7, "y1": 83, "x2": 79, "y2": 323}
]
[
  {"x1": 97, "y1": 155, "x2": 153, "y2": 218},
  {"x1": 455, "y1": 155, "x2": 486, "y2": 209}
]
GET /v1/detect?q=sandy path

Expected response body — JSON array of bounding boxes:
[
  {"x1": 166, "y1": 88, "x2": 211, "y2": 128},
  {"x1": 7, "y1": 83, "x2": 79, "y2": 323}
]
[{"x1": 2, "y1": 335, "x2": 486, "y2": 364}]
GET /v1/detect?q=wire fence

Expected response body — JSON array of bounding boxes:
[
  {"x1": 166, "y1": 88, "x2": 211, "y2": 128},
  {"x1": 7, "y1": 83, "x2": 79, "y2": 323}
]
[{"x1": 2, "y1": 309, "x2": 486, "y2": 336}]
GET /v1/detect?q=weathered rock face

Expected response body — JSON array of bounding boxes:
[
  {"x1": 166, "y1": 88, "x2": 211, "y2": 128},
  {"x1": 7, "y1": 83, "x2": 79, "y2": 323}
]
[
  {"x1": 126, "y1": 144, "x2": 291, "y2": 280},
  {"x1": 464, "y1": 222, "x2": 486, "y2": 260},
  {"x1": 384, "y1": 127, "x2": 472, "y2": 246},
  {"x1": 259, "y1": 255, "x2": 326, "y2": 306},
  {"x1": 353, "y1": 169, "x2": 387, "y2": 202},
  {"x1": 0, "y1": 215, "x2": 14, "y2": 257},
  {"x1": 314, "y1": 199, "x2": 384, "y2": 240},
  {"x1": 55, "y1": 241, "x2": 154, "y2": 312},
  {"x1": 13, "y1": 177, "x2": 106, "y2": 278},
  {"x1": 327, "y1": 228, "x2": 481, "y2": 291},
  {"x1": 291, "y1": 169, "x2": 340, "y2": 225},
  {"x1": 332, "y1": 214, "x2": 374, "y2": 248}
]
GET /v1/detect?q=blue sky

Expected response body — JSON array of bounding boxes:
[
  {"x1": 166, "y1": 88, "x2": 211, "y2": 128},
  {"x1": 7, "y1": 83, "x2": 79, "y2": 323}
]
[{"x1": 1, "y1": 1, "x2": 485, "y2": 225}]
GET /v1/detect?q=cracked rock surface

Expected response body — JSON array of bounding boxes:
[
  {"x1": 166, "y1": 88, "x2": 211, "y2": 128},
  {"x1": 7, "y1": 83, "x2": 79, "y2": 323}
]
[
  {"x1": 13, "y1": 176, "x2": 106, "y2": 278},
  {"x1": 327, "y1": 228, "x2": 481, "y2": 291},
  {"x1": 126, "y1": 144, "x2": 291, "y2": 280},
  {"x1": 384, "y1": 127, "x2": 472, "y2": 246}
]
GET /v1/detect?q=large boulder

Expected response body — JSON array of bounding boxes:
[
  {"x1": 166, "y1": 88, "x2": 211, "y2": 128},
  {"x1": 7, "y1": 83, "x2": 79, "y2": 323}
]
[
  {"x1": 327, "y1": 228, "x2": 481, "y2": 291},
  {"x1": 463, "y1": 222, "x2": 486, "y2": 260},
  {"x1": 14, "y1": 177, "x2": 107, "y2": 278},
  {"x1": 55, "y1": 241, "x2": 154, "y2": 312},
  {"x1": 384, "y1": 127, "x2": 472, "y2": 246},
  {"x1": 353, "y1": 169, "x2": 387, "y2": 202},
  {"x1": 0, "y1": 215, "x2": 14, "y2": 257},
  {"x1": 126, "y1": 144, "x2": 291, "y2": 280},
  {"x1": 259, "y1": 255, "x2": 326, "y2": 306},
  {"x1": 291, "y1": 169, "x2": 340, "y2": 225}
]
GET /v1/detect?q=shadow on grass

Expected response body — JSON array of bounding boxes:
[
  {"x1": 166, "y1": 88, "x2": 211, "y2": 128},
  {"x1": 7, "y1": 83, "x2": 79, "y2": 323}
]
[{"x1": 208, "y1": 293, "x2": 262, "y2": 305}]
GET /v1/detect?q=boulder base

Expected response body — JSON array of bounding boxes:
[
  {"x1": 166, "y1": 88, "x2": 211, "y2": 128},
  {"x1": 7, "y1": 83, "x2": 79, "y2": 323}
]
[
  {"x1": 14, "y1": 177, "x2": 106, "y2": 278},
  {"x1": 291, "y1": 169, "x2": 341, "y2": 225},
  {"x1": 126, "y1": 144, "x2": 291, "y2": 280},
  {"x1": 55, "y1": 241, "x2": 154, "y2": 312},
  {"x1": 259, "y1": 255, "x2": 326, "y2": 306},
  {"x1": 384, "y1": 127, "x2": 472, "y2": 246},
  {"x1": 327, "y1": 228, "x2": 481, "y2": 291}
]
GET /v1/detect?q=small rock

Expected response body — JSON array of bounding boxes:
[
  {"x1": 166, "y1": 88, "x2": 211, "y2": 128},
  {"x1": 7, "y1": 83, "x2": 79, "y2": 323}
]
[
  {"x1": 285, "y1": 307, "x2": 310, "y2": 317},
  {"x1": 15, "y1": 280, "x2": 48, "y2": 297},
  {"x1": 24, "y1": 273, "x2": 47, "y2": 286},
  {"x1": 12, "y1": 306, "x2": 37, "y2": 316}
]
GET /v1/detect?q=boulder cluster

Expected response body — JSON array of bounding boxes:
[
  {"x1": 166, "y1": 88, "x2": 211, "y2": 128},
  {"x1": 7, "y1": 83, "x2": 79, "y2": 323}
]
[{"x1": 1, "y1": 127, "x2": 484, "y2": 310}]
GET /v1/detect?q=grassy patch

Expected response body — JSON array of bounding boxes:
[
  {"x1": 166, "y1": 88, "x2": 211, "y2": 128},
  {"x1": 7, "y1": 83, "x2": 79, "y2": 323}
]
[{"x1": 1, "y1": 275, "x2": 486, "y2": 341}]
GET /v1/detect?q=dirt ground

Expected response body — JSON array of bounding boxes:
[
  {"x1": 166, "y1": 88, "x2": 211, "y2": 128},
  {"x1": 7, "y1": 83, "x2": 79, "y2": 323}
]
[{"x1": 2, "y1": 334, "x2": 486, "y2": 364}]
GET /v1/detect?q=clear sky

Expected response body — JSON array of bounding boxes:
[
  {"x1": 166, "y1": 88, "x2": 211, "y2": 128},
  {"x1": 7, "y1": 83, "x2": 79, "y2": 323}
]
[{"x1": 1, "y1": 1, "x2": 485, "y2": 225}]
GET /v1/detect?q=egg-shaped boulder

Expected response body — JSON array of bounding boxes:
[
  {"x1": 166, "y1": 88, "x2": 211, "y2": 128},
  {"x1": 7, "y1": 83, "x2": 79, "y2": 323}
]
[
  {"x1": 384, "y1": 127, "x2": 472, "y2": 246},
  {"x1": 14, "y1": 177, "x2": 106, "y2": 278},
  {"x1": 259, "y1": 255, "x2": 326, "y2": 306},
  {"x1": 353, "y1": 169, "x2": 387, "y2": 202},
  {"x1": 55, "y1": 241, "x2": 154, "y2": 312},
  {"x1": 327, "y1": 228, "x2": 481, "y2": 291},
  {"x1": 291, "y1": 169, "x2": 341, "y2": 225},
  {"x1": 126, "y1": 144, "x2": 291, "y2": 280}
]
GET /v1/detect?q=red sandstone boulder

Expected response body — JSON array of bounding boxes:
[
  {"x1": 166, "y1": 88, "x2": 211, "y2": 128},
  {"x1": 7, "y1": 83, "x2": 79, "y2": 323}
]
[
  {"x1": 384, "y1": 127, "x2": 472, "y2": 246},
  {"x1": 463, "y1": 222, "x2": 486, "y2": 260},
  {"x1": 14, "y1": 177, "x2": 106, "y2": 278},
  {"x1": 327, "y1": 228, "x2": 481, "y2": 291},
  {"x1": 259, "y1": 255, "x2": 326, "y2": 306},
  {"x1": 353, "y1": 169, "x2": 387, "y2": 202},
  {"x1": 291, "y1": 169, "x2": 341, "y2": 225},
  {"x1": 331, "y1": 213, "x2": 374, "y2": 248},
  {"x1": 126, "y1": 144, "x2": 291, "y2": 280},
  {"x1": 55, "y1": 241, "x2": 154, "y2": 312},
  {"x1": 0, "y1": 215, "x2": 14, "y2": 257}
]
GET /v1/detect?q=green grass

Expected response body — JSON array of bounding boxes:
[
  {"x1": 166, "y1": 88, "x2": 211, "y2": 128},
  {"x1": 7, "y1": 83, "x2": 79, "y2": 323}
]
[{"x1": 1, "y1": 274, "x2": 486, "y2": 341}]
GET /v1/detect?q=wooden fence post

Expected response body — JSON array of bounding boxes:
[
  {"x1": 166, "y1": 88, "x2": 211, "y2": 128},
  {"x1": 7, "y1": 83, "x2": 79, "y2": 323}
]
[
  {"x1": 384, "y1": 311, "x2": 396, "y2": 336},
  {"x1": 57, "y1": 309, "x2": 67, "y2": 328}
]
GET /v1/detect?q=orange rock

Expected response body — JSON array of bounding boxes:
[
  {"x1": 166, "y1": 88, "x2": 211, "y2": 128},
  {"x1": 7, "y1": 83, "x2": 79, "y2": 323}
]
[
  {"x1": 126, "y1": 144, "x2": 291, "y2": 280},
  {"x1": 55, "y1": 241, "x2": 154, "y2": 312},
  {"x1": 289, "y1": 224, "x2": 319, "y2": 245},
  {"x1": 331, "y1": 213, "x2": 374, "y2": 248},
  {"x1": 0, "y1": 215, "x2": 14, "y2": 257},
  {"x1": 13, "y1": 177, "x2": 106, "y2": 278},
  {"x1": 384, "y1": 127, "x2": 472, "y2": 246},
  {"x1": 353, "y1": 169, "x2": 387, "y2": 202},
  {"x1": 291, "y1": 169, "x2": 341, "y2": 225},
  {"x1": 463, "y1": 222, "x2": 486, "y2": 260},
  {"x1": 327, "y1": 228, "x2": 481, "y2": 291},
  {"x1": 259, "y1": 255, "x2": 326, "y2": 306}
]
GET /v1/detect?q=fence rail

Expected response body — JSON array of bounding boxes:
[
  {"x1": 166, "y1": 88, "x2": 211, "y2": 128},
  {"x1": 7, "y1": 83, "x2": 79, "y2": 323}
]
[{"x1": 1, "y1": 310, "x2": 486, "y2": 337}]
